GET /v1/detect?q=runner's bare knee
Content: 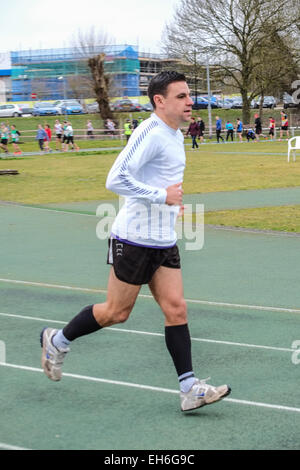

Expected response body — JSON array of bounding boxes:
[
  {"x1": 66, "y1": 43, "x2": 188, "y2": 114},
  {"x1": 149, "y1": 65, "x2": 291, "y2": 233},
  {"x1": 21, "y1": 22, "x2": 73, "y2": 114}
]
[{"x1": 163, "y1": 298, "x2": 187, "y2": 325}]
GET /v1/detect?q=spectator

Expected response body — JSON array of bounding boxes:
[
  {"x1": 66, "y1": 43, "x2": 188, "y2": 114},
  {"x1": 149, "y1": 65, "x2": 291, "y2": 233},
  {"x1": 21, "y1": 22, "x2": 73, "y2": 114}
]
[
  {"x1": 124, "y1": 119, "x2": 132, "y2": 142},
  {"x1": 215, "y1": 116, "x2": 224, "y2": 143},
  {"x1": 132, "y1": 119, "x2": 139, "y2": 130},
  {"x1": 246, "y1": 127, "x2": 256, "y2": 142},
  {"x1": 186, "y1": 117, "x2": 200, "y2": 149},
  {"x1": 225, "y1": 121, "x2": 234, "y2": 141},
  {"x1": 197, "y1": 117, "x2": 205, "y2": 144}
]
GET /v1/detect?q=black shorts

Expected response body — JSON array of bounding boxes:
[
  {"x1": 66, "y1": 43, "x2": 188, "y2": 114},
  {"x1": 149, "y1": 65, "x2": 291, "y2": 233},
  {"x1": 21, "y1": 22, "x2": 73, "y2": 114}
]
[
  {"x1": 1, "y1": 139, "x2": 8, "y2": 145},
  {"x1": 56, "y1": 133, "x2": 62, "y2": 139},
  {"x1": 281, "y1": 126, "x2": 288, "y2": 130},
  {"x1": 107, "y1": 238, "x2": 181, "y2": 285},
  {"x1": 66, "y1": 136, "x2": 74, "y2": 144},
  {"x1": 269, "y1": 128, "x2": 274, "y2": 135}
]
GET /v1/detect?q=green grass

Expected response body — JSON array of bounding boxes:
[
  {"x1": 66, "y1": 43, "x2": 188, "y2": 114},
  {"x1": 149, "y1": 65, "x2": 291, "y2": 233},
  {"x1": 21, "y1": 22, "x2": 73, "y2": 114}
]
[
  {"x1": 184, "y1": 141, "x2": 300, "y2": 193},
  {"x1": 0, "y1": 152, "x2": 117, "y2": 204},
  {"x1": 1, "y1": 139, "x2": 300, "y2": 232},
  {"x1": 0, "y1": 138, "x2": 123, "y2": 154},
  {"x1": 202, "y1": 205, "x2": 300, "y2": 233}
]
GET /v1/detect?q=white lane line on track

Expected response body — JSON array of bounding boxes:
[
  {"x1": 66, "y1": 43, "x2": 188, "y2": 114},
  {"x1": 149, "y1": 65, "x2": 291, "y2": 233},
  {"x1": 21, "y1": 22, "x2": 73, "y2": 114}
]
[
  {"x1": 0, "y1": 442, "x2": 30, "y2": 450},
  {"x1": 0, "y1": 311, "x2": 294, "y2": 353},
  {"x1": 1, "y1": 361, "x2": 300, "y2": 415},
  {"x1": 1, "y1": 277, "x2": 300, "y2": 314}
]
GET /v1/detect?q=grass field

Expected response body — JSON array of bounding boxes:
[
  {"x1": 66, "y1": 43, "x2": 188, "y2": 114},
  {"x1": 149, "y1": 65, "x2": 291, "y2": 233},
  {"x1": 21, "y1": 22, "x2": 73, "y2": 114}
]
[{"x1": 1, "y1": 138, "x2": 300, "y2": 232}]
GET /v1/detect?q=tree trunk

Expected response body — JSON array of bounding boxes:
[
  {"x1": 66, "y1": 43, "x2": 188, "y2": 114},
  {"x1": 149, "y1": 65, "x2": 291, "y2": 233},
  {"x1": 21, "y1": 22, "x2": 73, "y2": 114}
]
[
  {"x1": 259, "y1": 90, "x2": 264, "y2": 120},
  {"x1": 241, "y1": 90, "x2": 251, "y2": 125},
  {"x1": 88, "y1": 53, "x2": 114, "y2": 121}
]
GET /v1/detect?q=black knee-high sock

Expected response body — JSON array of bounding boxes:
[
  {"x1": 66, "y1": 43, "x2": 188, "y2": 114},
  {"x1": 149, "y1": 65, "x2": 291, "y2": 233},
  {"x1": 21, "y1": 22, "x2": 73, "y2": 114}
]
[
  {"x1": 165, "y1": 324, "x2": 193, "y2": 378},
  {"x1": 63, "y1": 305, "x2": 102, "y2": 341}
]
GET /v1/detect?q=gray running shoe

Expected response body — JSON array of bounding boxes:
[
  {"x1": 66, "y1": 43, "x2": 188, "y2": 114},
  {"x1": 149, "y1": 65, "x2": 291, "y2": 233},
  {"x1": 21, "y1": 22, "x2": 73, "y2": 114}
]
[
  {"x1": 180, "y1": 378, "x2": 231, "y2": 412},
  {"x1": 40, "y1": 327, "x2": 69, "y2": 381}
]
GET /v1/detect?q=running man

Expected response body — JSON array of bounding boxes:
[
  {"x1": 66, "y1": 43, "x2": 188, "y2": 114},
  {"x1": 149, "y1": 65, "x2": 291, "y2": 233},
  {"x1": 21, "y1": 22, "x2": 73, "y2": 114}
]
[{"x1": 40, "y1": 71, "x2": 231, "y2": 412}]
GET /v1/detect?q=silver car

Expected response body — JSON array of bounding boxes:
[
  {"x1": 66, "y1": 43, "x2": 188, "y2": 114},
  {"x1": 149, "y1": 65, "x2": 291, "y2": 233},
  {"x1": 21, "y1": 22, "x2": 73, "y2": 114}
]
[
  {"x1": 0, "y1": 104, "x2": 23, "y2": 117},
  {"x1": 85, "y1": 101, "x2": 100, "y2": 113}
]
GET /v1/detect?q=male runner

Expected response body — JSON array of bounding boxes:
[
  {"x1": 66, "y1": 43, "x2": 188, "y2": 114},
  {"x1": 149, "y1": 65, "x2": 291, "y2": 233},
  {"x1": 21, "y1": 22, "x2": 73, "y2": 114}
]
[{"x1": 40, "y1": 71, "x2": 231, "y2": 412}]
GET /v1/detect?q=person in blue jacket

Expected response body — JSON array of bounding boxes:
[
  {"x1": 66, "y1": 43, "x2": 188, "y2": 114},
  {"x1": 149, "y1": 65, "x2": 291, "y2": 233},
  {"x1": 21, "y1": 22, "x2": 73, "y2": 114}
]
[
  {"x1": 215, "y1": 116, "x2": 224, "y2": 143},
  {"x1": 35, "y1": 124, "x2": 48, "y2": 152},
  {"x1": 236, "y1": 118, "x2": 243, "y2": 141}
]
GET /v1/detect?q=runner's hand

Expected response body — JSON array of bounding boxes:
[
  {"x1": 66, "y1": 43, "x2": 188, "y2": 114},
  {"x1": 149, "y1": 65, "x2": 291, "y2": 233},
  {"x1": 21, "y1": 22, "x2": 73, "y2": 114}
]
[{"x1": 166, "y1": 182, "x2": 183, "y2": 206}]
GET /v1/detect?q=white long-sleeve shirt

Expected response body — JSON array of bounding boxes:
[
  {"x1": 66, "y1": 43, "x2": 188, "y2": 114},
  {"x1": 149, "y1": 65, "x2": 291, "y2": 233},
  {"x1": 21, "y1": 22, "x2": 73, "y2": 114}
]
[{"x1": 106, "y1": 113, "x2": 186, "y2": 247}]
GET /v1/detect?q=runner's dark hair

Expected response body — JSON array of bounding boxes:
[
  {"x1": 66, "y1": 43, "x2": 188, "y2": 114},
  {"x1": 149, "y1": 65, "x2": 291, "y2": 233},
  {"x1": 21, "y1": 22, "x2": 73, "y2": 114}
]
[{"x1": 148, "y1": 71, "x2": 187, "y2": 108}]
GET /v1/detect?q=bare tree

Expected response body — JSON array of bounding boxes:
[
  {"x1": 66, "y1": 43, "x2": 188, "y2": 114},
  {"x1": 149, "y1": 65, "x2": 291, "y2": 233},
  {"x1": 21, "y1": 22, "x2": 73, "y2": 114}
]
[
  {"x1": 251, "y1": 30, "x2": 299, "y2": 117},
  {"x1": 163, "y1": 0, "x2": 300, "y2": 123},
  {"x1": 88, "y1": 53, "x2": 113, "y2": 120},
  {"x1": 71, "y1": 27, "x2": 115, "y2": 120}
]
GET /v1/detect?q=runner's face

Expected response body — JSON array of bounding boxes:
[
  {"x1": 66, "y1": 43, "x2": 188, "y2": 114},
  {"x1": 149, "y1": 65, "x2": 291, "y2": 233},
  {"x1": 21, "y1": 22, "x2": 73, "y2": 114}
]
[{"x1": 155, "y1": 81, "x2": 193, "y2": 128}]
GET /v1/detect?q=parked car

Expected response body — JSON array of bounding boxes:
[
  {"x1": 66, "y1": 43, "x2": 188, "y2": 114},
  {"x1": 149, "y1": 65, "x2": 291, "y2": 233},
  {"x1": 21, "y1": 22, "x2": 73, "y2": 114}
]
[
  {"x1": 141, "y1": 102, "x2": 153, "y2": 112},
  {"x1": 19, "y1": 105, "x2": 34, "y2": 116},
  {"x1": 192, "y1": 96, "x2": 220, "y2": 110},
  {"x1": 219, "y1": 98, "x2": 235, "y2": 109},
  {"x1": 33, "y1": 102, "x2": 59, "y2": 116},
  {"x1": 283, "y1": 93, "x2": 298, "y2": 109},
  {"x1": 130, "y1": 100, "x2": 143, "y2": 112},
  {"x1": 111, "y1": 99, "x2": 140, "y2": 112},
  {"x1": 231, "y1": 97, "x2": 243, "y2": 108},
  {"x1": 53, "y1": 100, "x2": 84, "y2": 115},
  {"x1": 252, "y1": 96, "x2": 277, "y2": 109},
  {"x1": 85, "y1": 101, "x2": 100, "y2": 114},
  {"x1": 0, "y1": 104, "x2": 23, "y2": 117}
]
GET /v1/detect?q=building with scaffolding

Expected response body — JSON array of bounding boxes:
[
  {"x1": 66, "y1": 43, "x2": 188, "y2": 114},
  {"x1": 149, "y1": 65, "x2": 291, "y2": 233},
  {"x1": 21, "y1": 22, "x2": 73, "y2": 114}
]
[
  {"x1": 10, "y1": 44, "x2": 140, "y2": 101},
  {"x1": 7, "y1": 45, "x2": 208, "y2": 102}
]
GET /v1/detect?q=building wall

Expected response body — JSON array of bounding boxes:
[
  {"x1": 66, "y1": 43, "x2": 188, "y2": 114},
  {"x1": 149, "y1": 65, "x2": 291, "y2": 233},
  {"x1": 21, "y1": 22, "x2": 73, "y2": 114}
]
[{"x1": 0, "y1": 52, "x2": 12, "y2": 101}]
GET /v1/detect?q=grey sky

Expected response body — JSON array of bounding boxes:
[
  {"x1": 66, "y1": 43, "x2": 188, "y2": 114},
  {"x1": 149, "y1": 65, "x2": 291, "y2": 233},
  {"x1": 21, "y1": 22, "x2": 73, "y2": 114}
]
[{"x1": 1, "y1": 0, "x2": 179, "y2": 53}]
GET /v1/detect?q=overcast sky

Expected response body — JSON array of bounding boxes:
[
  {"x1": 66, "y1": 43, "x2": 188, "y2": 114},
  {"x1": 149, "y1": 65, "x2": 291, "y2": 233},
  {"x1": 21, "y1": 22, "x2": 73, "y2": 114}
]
[{"x1": 1, "y1": 0, "x2": 180, "y2": 54}]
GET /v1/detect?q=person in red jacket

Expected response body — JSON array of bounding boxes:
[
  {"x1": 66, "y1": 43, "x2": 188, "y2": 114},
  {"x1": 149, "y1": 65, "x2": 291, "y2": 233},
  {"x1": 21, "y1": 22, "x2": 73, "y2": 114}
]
[
  {"x1": 186, "y1": 117, "x2": 200, "y2": 149},
  {"x1": 44, "y1": 124, "x2": 52, "y2": 152}
]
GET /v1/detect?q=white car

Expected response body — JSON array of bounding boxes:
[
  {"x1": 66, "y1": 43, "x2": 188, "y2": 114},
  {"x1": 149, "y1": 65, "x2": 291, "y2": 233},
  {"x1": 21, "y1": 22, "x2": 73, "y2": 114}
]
[{"x1": 0, "y1": 104, "x2": 23, "y2": 117}]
